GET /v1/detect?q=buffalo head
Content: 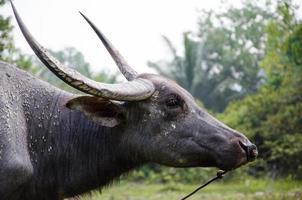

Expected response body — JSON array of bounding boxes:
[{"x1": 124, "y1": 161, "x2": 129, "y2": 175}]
[{"x1": 12, "y1": 3, "x2": 257, "y2": 171}]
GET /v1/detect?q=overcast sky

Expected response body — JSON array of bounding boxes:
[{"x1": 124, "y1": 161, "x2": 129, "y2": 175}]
[{"x1": 1, "y1": 0, "x2": 302, "y2": 75}]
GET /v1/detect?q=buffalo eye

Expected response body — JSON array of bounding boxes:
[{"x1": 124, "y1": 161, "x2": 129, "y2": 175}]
[{"x1": 165, "y1": 94, "x2": 183, "y2": 109}]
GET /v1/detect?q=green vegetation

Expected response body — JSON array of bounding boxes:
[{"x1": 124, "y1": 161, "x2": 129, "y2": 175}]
[
  {"x1": 0, "y1": 0, "x2": 14, "y2": 61},
  {"x1": 220, "y1": 1, "x2": 302, "y2": 178}
]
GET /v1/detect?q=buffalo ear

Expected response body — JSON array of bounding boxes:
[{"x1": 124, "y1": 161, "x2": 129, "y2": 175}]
[{"x1": 66, "y1": 96, "x2": 124, "y2": 127}]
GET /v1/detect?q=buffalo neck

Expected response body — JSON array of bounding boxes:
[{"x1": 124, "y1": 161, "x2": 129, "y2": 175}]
[{"x1": 24, "y1": 85, "x2": 140, "y2": 197}]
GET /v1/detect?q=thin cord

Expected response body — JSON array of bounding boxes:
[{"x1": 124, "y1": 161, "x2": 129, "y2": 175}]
[{"x1": 180, "y1": 170, "x2": 227, "y2": 200}]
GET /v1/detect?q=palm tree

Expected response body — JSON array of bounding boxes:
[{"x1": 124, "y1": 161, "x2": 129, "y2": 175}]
[
  {"x1": 148, "y1": 33, "x2": 202, "y2": 94},
  {"x1": 148, "y1": 32, "x2": 235, "y2": 112}
]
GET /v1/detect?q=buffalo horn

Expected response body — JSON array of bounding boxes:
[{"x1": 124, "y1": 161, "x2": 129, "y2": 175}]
[{"x1": 80, "y1": 12, "x2": 138, "y2": 81}]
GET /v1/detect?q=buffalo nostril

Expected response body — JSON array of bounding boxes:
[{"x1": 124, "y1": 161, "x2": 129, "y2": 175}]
[
  {"x1": 249, "y1": 144, "x2": 258, "y2": 160},
  {"x1": 239, "y1": 141, "x2": 258, "y2": 162}
]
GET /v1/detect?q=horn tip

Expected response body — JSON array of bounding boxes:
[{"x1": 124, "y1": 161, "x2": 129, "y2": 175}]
[
  {"x1": 78, "y1": 11, "x2": 87, "y2": 20},
  {"x1": 10, "y1": 0, "x2": 16, "y2": 11},
  {"x1": 10, "y1": 0, "x2": 20, "y2": 24}
]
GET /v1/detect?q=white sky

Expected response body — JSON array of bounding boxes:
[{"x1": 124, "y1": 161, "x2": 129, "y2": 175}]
[{"x1": 1, "y1": 0, "x2": 302, "y2": 75}]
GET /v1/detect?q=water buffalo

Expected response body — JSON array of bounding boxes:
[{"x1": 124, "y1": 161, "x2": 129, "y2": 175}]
[{"x1": 0, "y1": 2, "x2": 257, "y2": 200}]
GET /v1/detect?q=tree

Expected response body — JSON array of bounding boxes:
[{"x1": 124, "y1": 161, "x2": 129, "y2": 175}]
[
  {"x1": 148, "y1": 33, "x2": 202, "y2": 94},
  {"x1": 149, "y1": 0, "x2": 276, "y2": 112},
  {"x1": 220, "y1": 1, "x2": 302, "y2": 178},
  {"x1": 0, "y1": 0, "x2": 14, "y2": 61},
  {"x1": 0, "y1": 0, "x2": 39, "y2": 74}
]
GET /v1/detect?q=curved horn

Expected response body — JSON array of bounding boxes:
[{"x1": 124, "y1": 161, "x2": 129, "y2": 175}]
[
  {"x1": 11, "y1": 2, "x2": 155, "y2": 101},
  {"x1": 79, "y1": 12, "x2": 138, "y2": 81}
]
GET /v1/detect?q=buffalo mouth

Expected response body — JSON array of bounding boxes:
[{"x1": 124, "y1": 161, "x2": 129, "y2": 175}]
[
  {"x1": 209, "y1": 142, "x2": 258, "y2": 171},
  {"x1": 216, "y1": 150, "x2": 258, "y2": 171}
]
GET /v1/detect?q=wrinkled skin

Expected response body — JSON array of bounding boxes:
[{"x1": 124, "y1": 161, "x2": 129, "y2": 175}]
[{"x1": 0, "y1": 62, "x2": 257, "y2": 200}]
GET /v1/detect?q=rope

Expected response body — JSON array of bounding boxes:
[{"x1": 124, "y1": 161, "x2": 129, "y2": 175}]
[{"x1": 180, "y1": 170, "x2": 227, "y2": 200}]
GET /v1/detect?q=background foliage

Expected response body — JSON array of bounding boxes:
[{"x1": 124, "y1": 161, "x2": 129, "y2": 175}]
[{"x1": 220, "y1": 2, "x2": 302, "y2": 179}]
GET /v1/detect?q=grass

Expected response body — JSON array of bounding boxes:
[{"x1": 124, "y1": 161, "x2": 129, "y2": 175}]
[{"x1": 80, "y1": 178, "x2": 302, "y2": 200}]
